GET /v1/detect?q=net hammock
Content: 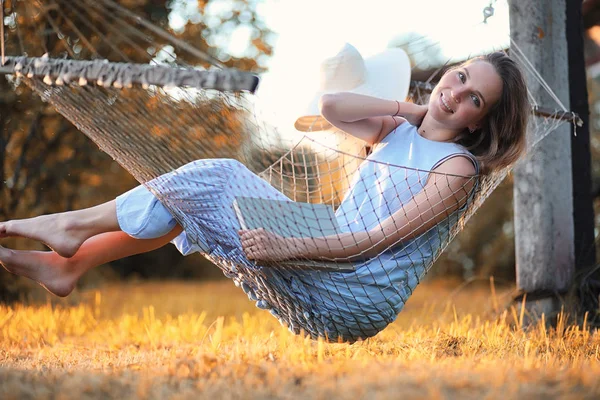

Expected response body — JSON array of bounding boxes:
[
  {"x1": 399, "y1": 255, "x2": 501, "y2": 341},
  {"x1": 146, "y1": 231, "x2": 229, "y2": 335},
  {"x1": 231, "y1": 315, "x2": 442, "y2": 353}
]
[{"x1": 0, "y1": 0, "x2": 580, "y2": 342}]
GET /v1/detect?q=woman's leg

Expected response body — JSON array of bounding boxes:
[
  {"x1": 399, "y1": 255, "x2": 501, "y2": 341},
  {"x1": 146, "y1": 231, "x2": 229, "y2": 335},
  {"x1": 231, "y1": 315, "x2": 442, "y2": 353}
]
[
  {"x1": 0, "y1": 225, "x2": 183, "y2": 297},
  {"x1": 0, "y1": 200, "x2": 120, "y2": 258}
]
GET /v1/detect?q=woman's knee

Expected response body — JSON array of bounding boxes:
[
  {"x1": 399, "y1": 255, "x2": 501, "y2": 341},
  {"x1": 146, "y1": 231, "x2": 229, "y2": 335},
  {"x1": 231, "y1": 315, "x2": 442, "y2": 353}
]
[{"x1": 116, "y1": 185, "x2": 178, "y2": 239}]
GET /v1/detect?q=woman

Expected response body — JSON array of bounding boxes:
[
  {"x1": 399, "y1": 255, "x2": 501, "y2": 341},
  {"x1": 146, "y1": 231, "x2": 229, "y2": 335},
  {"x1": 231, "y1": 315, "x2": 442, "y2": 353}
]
[{"x1": 0, "y1": 52, "x2": 528, "y2": 342}]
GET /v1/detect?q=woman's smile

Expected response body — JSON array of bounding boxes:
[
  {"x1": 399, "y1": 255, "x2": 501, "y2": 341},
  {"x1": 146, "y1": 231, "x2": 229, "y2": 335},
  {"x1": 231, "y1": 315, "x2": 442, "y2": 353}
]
[{"x1": 440, "y1": 93, "x2": 454, "y2": 113}]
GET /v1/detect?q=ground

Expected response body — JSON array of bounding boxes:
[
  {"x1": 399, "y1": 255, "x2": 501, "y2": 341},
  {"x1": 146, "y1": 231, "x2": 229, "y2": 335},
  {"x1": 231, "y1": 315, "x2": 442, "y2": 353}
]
[{"x1": 1, "y1": 279, "x2": 599, "y2": 399}]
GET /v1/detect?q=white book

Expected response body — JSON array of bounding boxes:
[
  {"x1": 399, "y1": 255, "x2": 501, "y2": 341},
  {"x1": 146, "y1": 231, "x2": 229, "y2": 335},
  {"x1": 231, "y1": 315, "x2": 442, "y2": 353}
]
[{"x1": 233, "y1": 197, "x2": 356, "y2": 272}]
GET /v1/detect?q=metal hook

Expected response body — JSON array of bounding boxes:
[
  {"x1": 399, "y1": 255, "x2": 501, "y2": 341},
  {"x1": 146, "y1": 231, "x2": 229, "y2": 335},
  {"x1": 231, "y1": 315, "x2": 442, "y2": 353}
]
[{"x1": 483, "y1": 5, "x2": 495, "y2": 24}]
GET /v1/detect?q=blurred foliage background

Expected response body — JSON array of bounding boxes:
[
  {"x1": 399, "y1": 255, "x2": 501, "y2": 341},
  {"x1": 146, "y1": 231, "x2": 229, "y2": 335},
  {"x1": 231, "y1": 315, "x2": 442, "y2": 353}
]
[
  {"x1": 0, "y1": 0, "x2": 598, "y2": 302},
  {"x1": 0, "y1": 0, "x2": 275, "y2": 301}
]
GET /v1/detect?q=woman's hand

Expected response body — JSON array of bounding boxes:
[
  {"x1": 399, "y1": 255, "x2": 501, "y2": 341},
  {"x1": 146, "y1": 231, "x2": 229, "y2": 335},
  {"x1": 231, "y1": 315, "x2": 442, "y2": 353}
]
[
  {"x1": 239, "y1": 228, "x2": 298, "y2": 261},
  {"x1": 403, "y1": 103, "x2": 428, "y2": 127}
]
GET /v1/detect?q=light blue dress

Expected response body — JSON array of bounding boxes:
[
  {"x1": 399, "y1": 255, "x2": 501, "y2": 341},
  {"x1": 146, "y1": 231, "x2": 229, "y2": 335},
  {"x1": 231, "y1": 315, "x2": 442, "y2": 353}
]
[{"x1": 116, "y1": 122, "x2": 478, "y2": 342}]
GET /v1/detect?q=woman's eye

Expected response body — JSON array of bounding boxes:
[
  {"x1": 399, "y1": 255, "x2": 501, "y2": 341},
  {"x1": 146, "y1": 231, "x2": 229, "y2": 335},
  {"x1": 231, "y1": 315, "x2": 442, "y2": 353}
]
[
  {"x1": 458, "y1": 72, "x2": 466, "y2": 83},
  {"x1": 471, "y1": 94, "x2": 481, "y2": 107}
]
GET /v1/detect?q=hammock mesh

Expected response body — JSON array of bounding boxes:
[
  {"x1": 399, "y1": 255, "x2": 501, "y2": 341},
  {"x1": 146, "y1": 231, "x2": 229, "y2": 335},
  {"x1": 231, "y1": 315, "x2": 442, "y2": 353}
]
[
  {"x1": 1, "y1": 0, "x2": 571, "y2": 342},
  {"x1": 17, "y1": 64, "x2": 565, "y2": 342}
]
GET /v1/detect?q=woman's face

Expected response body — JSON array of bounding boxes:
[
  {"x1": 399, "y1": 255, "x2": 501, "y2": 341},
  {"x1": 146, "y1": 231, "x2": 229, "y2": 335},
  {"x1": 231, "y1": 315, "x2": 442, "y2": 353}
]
[{"x1": 429, "y1": 60, "x2": 503, "y2": 131}]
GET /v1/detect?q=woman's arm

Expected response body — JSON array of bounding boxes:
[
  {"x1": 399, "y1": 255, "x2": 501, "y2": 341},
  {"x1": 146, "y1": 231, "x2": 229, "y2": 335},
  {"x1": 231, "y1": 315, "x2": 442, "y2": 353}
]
[
  {"x1": 319, "y1": 93, "x2": 427, "y2": 145},
  {"x1": 240, "y1": 156, "x2": 476, "y2": 262}
]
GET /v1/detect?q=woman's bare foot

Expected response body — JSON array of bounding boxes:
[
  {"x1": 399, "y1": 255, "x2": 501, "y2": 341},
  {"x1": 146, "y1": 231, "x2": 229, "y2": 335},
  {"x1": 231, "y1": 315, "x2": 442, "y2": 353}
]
[
  {"x1": 0, "y1": 201, "x2": 119, "y2": 258},
  {"x1": 0, "y1": 246, "x2": 80, "y2": 297},
  {"x1": 0, "y1": 215, "x2": 90, "y2": 258}
]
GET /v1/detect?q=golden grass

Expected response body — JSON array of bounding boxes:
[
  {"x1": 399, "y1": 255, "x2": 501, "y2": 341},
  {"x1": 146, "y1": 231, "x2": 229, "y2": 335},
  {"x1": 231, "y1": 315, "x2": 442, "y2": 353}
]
[{"x1": 1, "y1": 278, "x2": 599, "y2": 399}]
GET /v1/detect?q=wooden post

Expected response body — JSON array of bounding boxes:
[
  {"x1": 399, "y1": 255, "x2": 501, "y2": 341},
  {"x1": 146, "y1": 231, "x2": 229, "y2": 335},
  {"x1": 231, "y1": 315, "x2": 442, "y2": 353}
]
[
  {"x1": 509, "y1": 0, "x2": 575, "y2": 318},
  {"x1": 567, "y1": 0, "x2": 598, "y2": 312}
]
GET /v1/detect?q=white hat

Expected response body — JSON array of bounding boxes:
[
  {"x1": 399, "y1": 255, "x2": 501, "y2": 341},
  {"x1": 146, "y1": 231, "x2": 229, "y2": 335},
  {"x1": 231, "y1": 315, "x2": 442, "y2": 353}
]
[{"x1": 294, "y1": 43, "x2": 412, "y2": 132}]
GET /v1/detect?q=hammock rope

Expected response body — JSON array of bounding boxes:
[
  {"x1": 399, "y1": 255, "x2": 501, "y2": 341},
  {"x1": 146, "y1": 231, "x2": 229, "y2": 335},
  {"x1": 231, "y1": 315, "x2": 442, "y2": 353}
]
[{"x1": 0, "y1": 0, "x2": 574, "y2": 342}]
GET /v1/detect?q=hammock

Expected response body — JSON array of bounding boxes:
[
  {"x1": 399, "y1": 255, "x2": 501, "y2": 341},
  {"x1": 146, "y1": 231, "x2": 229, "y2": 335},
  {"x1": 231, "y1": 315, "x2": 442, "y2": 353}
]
[{"x1": 0, "y1": 0, "x2": 576, "y2": 342}]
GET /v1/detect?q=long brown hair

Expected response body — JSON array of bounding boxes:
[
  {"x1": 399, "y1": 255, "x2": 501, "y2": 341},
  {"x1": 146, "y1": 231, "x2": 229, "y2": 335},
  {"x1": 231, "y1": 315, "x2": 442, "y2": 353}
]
[{"x1": 452, "y1": 52, "x2": 529, "y2": 175}]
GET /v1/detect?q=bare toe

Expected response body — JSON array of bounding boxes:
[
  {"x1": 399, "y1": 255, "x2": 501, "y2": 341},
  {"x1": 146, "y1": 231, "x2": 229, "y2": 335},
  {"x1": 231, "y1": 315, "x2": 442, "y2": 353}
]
[
  {"x1": 0, "y1": 223, "x2": 10, "y2": 238},
  {"x1": 0, "y1": 246, "x2": 14, "y2": 267}
]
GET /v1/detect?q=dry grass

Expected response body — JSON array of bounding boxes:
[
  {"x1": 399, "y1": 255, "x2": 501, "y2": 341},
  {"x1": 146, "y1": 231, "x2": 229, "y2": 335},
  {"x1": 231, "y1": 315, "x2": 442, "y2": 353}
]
[{"x1": 1, "y1": 278, "x2": 599, "y2": 399}]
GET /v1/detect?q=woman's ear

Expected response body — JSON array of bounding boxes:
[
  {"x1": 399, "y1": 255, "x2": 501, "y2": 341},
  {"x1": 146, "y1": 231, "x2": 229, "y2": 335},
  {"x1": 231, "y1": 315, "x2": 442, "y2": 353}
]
[{"x1": 468, "y1": 120, "x2": 482, "y2": 133}]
